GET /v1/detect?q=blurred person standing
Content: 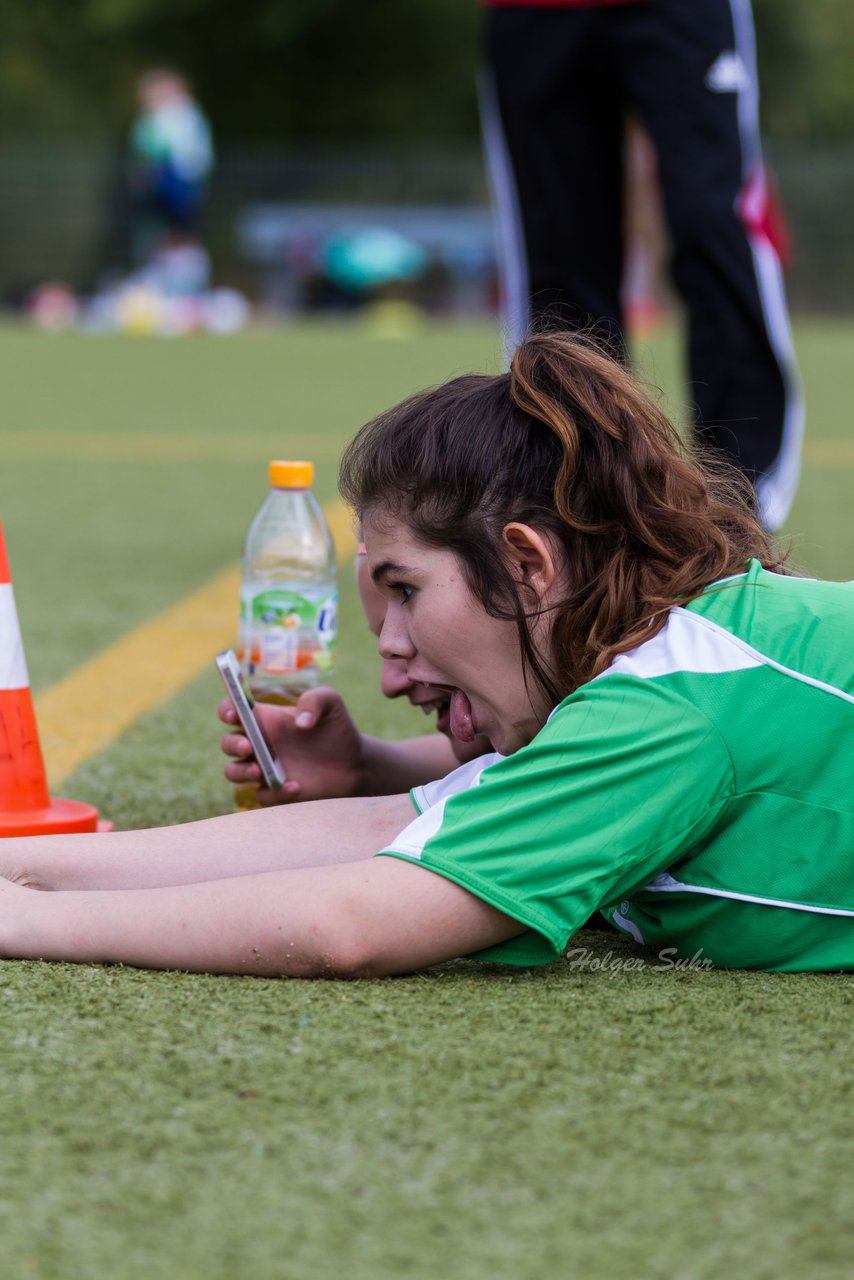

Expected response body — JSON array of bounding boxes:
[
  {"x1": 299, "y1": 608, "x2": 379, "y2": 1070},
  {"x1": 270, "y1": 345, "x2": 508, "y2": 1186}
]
[
  {"x1": 129, "y1": 68, "x2": 214, "y2": 274},
  {"x1": 621, "y1": 118, "x2": 667, "y2": 336},
  {"x1": 480, "y1": 0, "x2": 803, "y2": 530}
]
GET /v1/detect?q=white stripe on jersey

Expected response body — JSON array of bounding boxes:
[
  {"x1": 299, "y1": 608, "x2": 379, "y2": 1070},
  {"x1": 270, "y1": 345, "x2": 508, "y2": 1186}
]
[
  {"x1": 596, "y1": 605, "x2": 854, "y2": 707},
  {"x1": 593, "y1": 606, "x2": 762, "y2": 683},
  {"x1": 413, "y1": 752, "x2": 504, "y2": 813},
  {"x1": 610, "y1": 911, "x2": 645, "y2": 944},
  {"x1": 645, "y1": 871, "x2": 854, "y2": 919},
  {"x1": 392, "y1": 754, "x2": 504, "y2": 862}
]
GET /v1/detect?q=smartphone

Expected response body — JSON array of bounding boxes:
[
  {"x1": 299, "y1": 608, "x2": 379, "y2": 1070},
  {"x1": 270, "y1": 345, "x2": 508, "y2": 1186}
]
[{"x1": 215, "y1": 649, "x2": 285, "y2": 791}]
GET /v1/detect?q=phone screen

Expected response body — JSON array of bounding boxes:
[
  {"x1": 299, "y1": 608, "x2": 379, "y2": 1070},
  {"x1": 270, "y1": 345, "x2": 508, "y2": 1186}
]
[{"x1": 216, "y1": 650, "x2": 285, "y2": 790}]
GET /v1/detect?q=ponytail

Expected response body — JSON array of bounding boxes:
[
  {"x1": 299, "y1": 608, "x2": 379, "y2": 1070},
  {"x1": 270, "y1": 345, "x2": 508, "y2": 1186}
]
[{"x1": 508, "y1": 332, "x2": 783, "y2": 684}]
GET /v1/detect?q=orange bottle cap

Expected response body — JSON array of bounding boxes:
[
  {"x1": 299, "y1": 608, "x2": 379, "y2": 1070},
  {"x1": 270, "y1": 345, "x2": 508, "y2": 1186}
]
[{"x1": 268, "y1": 460, "x2": 314, "y2": 488}]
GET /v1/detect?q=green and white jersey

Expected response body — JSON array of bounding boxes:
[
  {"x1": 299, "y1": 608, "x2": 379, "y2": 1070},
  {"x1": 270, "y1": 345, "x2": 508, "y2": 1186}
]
[{"x1": 377, "y1": 562, "x2": 854, "y2": 971}]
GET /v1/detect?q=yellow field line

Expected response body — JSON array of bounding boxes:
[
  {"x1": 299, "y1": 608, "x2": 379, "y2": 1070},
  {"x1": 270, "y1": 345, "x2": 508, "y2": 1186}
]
[{"x1": 35, "y1": 498, "x2": 356, "y2": 788}]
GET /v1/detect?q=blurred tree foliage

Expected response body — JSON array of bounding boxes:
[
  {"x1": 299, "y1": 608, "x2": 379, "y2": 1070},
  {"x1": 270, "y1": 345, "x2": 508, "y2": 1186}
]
[
  {"x1": 0, "y1": 0, "x2": 850, "y2": 143},
  {"x1": 0, "y1": 0, "x2": 480, "y2": 141},
  {"x1": 752, "y1": 0, "x2": 854, "y2": 139}
]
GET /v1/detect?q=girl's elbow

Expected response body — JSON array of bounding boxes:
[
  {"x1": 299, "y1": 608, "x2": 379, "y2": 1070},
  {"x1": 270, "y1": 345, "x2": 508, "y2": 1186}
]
[{"x1": 264, "y1": 916, "x2": 398, "y2": 980}]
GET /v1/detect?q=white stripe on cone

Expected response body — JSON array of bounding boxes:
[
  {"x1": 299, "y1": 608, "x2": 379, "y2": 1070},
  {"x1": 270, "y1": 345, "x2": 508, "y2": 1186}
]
[{"x1": 0, "y1": 583, "x2": 30, "y2": 690}]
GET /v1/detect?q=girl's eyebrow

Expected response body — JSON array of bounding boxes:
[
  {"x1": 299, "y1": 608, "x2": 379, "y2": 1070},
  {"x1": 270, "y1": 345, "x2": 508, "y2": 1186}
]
[{"x1": 371, "y1": 560, "x2": 417, "y2": 586}]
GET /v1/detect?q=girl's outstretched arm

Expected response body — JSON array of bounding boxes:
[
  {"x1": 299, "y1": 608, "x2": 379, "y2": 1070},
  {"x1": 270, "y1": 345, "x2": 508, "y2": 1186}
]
[
  {"x1": 0, "y1": 794, "x2": 415, "y2": 893},
  {"x1": 0, "y1": 856, "x2": 525, "y2": 977}
]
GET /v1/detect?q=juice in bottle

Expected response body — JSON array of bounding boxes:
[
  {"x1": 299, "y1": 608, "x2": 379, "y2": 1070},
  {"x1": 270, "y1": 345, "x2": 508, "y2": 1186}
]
[{"x1": 234, "y1": 460, "x2": 337, "y2": 809}]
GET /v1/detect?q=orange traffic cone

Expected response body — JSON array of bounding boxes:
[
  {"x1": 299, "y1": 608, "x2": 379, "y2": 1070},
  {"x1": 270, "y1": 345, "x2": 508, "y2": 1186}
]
[{"x1": 0, "y1": 521, "x2": 107, "y2": 835}]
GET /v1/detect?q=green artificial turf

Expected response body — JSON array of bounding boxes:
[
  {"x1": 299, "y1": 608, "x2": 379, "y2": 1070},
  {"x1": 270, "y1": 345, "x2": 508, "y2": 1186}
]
[{"x1": 1, "y1": 316, "x2": 853, "y2": 1279}]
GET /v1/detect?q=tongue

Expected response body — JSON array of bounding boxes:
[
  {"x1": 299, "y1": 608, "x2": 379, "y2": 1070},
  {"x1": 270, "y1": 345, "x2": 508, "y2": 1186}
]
[{"x1": 449, "y1": 688, "x2": 476, "y2": 743}]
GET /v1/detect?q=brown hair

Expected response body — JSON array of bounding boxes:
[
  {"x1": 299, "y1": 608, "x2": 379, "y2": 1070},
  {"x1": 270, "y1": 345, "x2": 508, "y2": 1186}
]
[{"x1": 339, "y1": 331, "x2": 784, "y2": 705}]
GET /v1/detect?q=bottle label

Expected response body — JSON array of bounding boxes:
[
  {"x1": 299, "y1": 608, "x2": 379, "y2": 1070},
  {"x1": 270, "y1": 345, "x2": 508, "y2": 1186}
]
[{"x1": 239, "y1": 588, "x2": 337, "y2": 679}]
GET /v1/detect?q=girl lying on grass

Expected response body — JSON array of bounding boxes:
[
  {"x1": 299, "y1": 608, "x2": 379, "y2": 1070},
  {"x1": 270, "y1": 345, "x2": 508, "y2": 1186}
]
[{"x1": 2, "y1": 332, "x2": 853, "y2": 976}]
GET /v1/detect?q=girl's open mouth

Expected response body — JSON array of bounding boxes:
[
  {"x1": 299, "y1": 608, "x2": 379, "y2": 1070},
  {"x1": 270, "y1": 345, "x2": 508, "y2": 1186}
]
[
  {"x1": 448, "y1": 688, "x2": 476, "y2": 743},
  {"x1": 412, "y1": 683, "x2": 477, "y2": 743},
  {"x1": 434, "y1": 699, "x2": 452, "y2": 736}
]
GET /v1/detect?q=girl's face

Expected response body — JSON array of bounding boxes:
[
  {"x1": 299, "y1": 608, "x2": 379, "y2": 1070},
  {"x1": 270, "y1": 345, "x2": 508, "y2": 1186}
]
[
  {"x1": 356, "y1": 552, "x2": 494, "y2": 761},
  {"x1": 356, "y1": 552, "x2": 456, "y2": 719},
  {"x1": 363, "y1": 514, "x2": 556, "y2": 756}
]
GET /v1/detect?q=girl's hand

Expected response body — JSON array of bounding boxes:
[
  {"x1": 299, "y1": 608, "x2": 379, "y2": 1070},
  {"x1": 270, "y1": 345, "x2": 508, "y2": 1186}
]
[{"x1": 219, "y1": 687, "x2": 366, "y2": 805}]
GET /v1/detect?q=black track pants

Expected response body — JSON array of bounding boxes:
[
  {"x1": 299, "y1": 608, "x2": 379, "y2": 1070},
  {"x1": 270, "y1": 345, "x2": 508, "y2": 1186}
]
[{"x1": 482, "y1": 0, "x2": 803, "y2": 529}]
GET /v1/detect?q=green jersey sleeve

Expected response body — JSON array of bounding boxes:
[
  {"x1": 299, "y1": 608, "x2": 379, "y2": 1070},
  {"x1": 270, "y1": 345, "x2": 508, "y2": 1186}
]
[{"x1": 377, "y1": 676, "x2": 735, "y2": 965}]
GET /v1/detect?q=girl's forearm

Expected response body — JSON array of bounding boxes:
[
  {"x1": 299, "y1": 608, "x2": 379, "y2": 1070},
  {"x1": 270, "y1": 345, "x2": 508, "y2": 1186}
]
[
  {"x1": 1, "y1": 794, "x2": 415, "y2": 892},
  {"x1": 357, "y1": 734, "x2": 459, "y2": 795},
  {"x1": 2, "y1": 857, "x2": 522, "y2": 978},
  {"x1": 6, "y1": 866, "x2": 351, "y2": 976}
]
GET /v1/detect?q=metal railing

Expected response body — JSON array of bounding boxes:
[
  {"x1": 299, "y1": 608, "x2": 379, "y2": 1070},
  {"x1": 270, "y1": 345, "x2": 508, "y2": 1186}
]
[{"x1": 0, "y1": 140, "x2": 850, "y2": 312}]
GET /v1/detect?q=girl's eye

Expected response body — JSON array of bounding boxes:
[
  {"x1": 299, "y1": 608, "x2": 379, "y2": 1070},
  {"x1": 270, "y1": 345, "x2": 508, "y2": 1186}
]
[{"x1": 389, "y1": 582, "x2": 414, "y2": 603}]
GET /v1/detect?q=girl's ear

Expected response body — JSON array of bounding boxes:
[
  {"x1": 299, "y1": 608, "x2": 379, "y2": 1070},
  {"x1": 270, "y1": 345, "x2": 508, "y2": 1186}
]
[{"x1": 502, "y1": 523, "x2": 559, "y2": 600}]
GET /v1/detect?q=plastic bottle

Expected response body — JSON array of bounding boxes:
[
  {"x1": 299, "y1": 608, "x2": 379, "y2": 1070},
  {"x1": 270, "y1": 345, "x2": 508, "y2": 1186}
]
[{"x1": 235, "y1": 460, "x2": 337, "y2": 806}]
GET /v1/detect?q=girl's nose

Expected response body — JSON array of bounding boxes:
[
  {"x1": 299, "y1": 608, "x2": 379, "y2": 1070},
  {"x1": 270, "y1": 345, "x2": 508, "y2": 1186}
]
[
  {"x1": 378, "y1": 607, "x2": 415, "y2": 663},
  {"x1": 380, "y1": 658, "x2": 413, "y2": 700}
]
